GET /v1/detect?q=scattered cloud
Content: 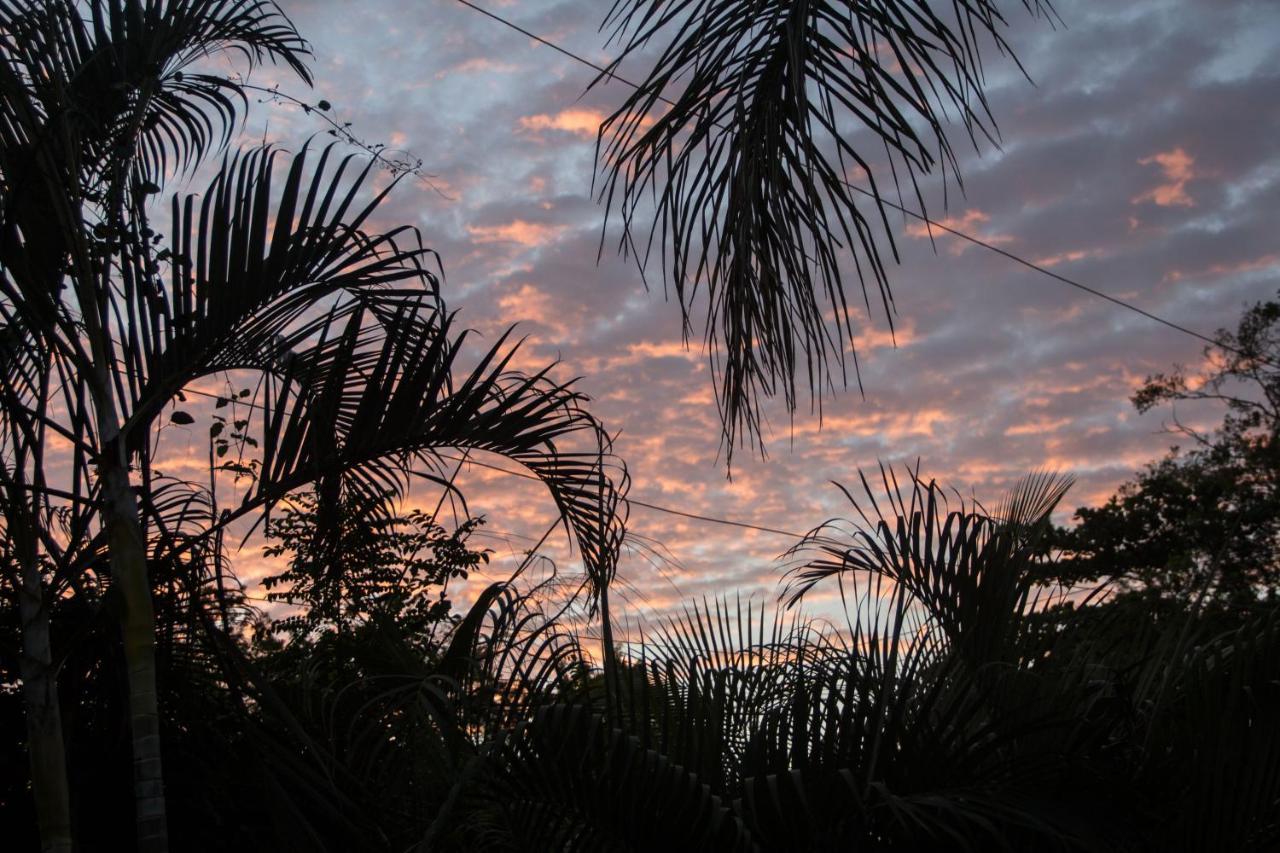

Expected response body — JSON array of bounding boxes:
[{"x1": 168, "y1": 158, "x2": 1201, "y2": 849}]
[
  {"x1": 231, "y1": 0, "x2": 1280, "y2": 626},
  {"x1": 1133, "y1": 147, "x2": 1198, "y2": 208},
  {"x1": 467, "y1": 219, "x2": 568, "y2": 247},
  {"x1": 905, "y1": 209, "x2": 1014, "y2": 254},
  {"x1": 518, "y1": 107, "x2": 608, "y2": 138}
]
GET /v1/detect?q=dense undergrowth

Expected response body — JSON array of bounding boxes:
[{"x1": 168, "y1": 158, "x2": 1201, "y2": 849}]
[{"x1": 6, "y1": 472, "x2": 1277, "y2": 851}]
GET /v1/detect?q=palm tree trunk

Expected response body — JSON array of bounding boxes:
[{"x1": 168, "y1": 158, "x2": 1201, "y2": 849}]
[
  {"x1": 100, "y1": 449, "x2": 168, "y2": 852},
  {"x1": 599, "y1": 585, "x2": 621, "y2": 719},
  {"x1": 16, "y1": 518, "x2": 73, "y2": 853}
]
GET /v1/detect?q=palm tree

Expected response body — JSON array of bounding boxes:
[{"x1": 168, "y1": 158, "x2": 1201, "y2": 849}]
[
  {"x1": 451, "y1": 470, "x2": 1117, "y2": 850},
  {"x1": 0, "y1": 3, "x2": 627, "y2": 849},
  {"x1": 593, "y1": 0, "x2": 1056, "y2": 459}
]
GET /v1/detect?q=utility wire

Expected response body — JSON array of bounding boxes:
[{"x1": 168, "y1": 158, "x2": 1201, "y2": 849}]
[
  {"x1": 170, "y1": 383, "x2": 810, "y2": 542},
  {"x1": 436, "y1": 450, "x2": 809, "y2": 541},
  {"x1": 150, "y1": 3, "x2": 1267, "y2": 543},
  {"x1": 451, "y1": 0, "x2": 1267, "y2": 363},
  {"x1": 453, "y1": 0, "x2": 642, "y2": 88}
]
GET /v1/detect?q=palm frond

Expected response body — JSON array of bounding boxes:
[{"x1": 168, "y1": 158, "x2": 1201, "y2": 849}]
[
  {"x1": 594, "y1": 0, "x2": 1053, "y2": 457},
  {"x1": 785, "y1": 466, "x2": 1068, "y2": 663},
  {"x1": 488, "y1": 702, "x2": 752, "y2": 851},
  {"x1": 127, "y1": 143, "x2": 627, "y2": 606},
  {"x1": 0, "y1": 0, "x2": 312, "y2": 183}
]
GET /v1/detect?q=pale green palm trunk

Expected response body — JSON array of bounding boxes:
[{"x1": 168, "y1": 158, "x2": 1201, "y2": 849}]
[
  {"x1": 101, "y1": 441, "x2": 168, "y2": 851},
  {"x1": 84, "y1": 272, "x2": 168, "y2": 849}
]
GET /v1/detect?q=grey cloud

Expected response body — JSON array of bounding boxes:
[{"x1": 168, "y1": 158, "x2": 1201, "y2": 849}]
[{"x1": 241, "y1": 0, "x2": 1280, "y2": 625}]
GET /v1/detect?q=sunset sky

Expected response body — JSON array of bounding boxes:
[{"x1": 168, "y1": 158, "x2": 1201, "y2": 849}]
[{"x1": 207, "y1": 0, "x2": 1280, "y2": 629}]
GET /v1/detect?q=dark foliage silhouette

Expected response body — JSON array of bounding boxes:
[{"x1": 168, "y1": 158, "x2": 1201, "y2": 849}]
[{"x1": 594, "y1": 0, "x2": 1056, "y2": 457}]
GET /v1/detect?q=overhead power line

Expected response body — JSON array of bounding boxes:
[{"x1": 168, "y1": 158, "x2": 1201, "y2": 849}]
[
  {"x1": 171, "y1": 383, "x2": 809, "y2": 542},
  {"x1": 141, "y1": 7, "x2": 1271, "y2": 546},
  {"x1": 451, "y1": 0, "x2": 1267, "y2": 364},
  {"x1": 435, "y1": 450, "x2": 809, "y2": 541}
]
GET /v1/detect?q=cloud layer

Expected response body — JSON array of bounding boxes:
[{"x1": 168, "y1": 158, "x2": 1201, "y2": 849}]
[{"x1": 227, "y1": 0, "x2": 1280, "y2": 628}]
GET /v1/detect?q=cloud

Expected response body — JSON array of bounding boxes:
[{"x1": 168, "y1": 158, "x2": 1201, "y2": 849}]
[
  {"x1": 467, "y1": 219, "x2": 569, "y2": 247},
  {"x1": 904, "y1": 209, "x2": 1014, "y2": 254},
  {"x1": 518, "y1": 107, "x2": 607, "y2": 138},
  {"x1": 436, "y1": 56, "x2": 520, "y2": 78},
  {"x1": 1133, "y1": 147, "x2": 1198, "y2": 207},
  {"x1": 1033, "y1": 248, "x2": 1105, "y2": 268},
  {"x1": 226, "y1": 0, "x2": 1280, "y2": 628}
]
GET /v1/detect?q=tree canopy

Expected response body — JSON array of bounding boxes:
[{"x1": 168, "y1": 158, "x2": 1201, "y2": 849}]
[{"x1": 1056, "y1": 293, "x2": 1280, "y2": 606}]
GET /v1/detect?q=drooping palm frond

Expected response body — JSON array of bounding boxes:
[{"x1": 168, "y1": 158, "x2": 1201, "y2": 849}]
[
  {"x1": 1128, "y1": 609, "x2": 1280, "y2": 852},
  {"x1": 594, "y1": 0, "x2": 1054, "y2": 457},
  {"x1": 247, "y1": 583, "x2": 594, "y2": 850},
  {"x1": 0, "y1": 0, "x2": 311, "y2": 184},
  {"x1": 125, "y1": 142, "x2": 627, "y2": 605},
  {"x1": 475, "y1": 582, "x2": 1104, "y2": 851},
  {"x1": 487, "y1": 702, "x2": 752, "y2": 852}
]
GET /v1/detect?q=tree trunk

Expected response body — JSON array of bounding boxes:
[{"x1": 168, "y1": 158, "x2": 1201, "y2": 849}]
[
  {"x1": 16, "y1": 520, "x2": 73, "y2": 853},
  {"x1": 599, "y1": 585, "x2": 621, "y2": 720},
  {"x1": 100, "y1": 450, "x2": 168, "y2": 852}
]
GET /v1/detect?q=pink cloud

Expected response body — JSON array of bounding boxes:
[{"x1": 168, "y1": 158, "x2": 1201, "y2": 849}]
[
  {"x1": 519, "y1": 107, "x2": 656, "y2": 140},
  {"x1": 1033, "y1": 248, "x2": 1104, "y2": 268},
  {"x1": 467, "y1": 219, "x2": 568, "y2": 247},
  {"x1": 1004, "y1": 417, "x2": 1072, "y2": 437},
  {"x1": 435, "y1": 57, "x2": 520, "y2": 78},
  {"x1": 1164, "y1": 252, "x2": 1280, "y2": 283},
  {"x1": 518, "y1": 107, "x2": 608, "y2": 138},
  {"x1": 1132, "y1": 147, "x2": 1197, "y2": 207},
  {"x1": 497, "y1": 282, "x2": 575, "y2": 341},
  {"x1": 905, "y1": 209, "x2": 1014, "y2": 255}
]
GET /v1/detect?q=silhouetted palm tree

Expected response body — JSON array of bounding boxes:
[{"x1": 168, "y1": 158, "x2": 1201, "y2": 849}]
[
  {"x1": 0, "y1": 3, "x2": 626, "y2": 849},
  {"x1": 427, "y1": 472, "x2": 1118, "y2": 849}
]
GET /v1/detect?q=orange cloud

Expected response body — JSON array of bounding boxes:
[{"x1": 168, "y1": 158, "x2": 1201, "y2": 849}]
[
  {"x1": 520, "y1": 107, "x2": 656, "y2": 140},
  {"x1": 1033, "y1": 248, "x2": 1103, "y2": 268},
  {"x1": 1004, "y1": 417, "x2": 1071, "y2": 437},
  {"x1": 518, "y1": 108, "x2": 608, "y2": 138},
  {"x1": 467, "y1": 219, "x2": 567, "y2": 247},
  {"x1": 1133, "y1": 147, "x2": 1196, "y2": 207},
  {"x1": 905, "y1": 209, "x2": 1013, "y2": 255},
  {"x1": 790, "y1": 407, "x2": 949, "y2": 440},
  {"x1": 853, "y1": 318, "x2": 915, "y2": 352},
  {"x1": 1164, "y1": 252, "x2": 1280, "y2": 283},
  {"x1": 436, "y1": 57, "x2": 520, "y2": 78}
]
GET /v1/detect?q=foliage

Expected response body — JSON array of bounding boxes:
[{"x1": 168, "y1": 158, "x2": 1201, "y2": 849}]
[
  {"x1": 595, "y1": 0, "x2": 1055, "y2": 457},
  {"x1": 0, "y1": 1, "x2": 625, "y2": 848},
  {"x1": 1056, "y1": 293, "x2": 1280, "y2": 605},
  {"x1": 260, "y1": 488, "x2": 487, "y2": 642},
  {"x1": 1, "y1": 3, "x2": 1275, "y2": 851}
]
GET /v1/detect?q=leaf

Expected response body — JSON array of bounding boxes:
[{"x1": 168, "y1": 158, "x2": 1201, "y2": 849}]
[
  {"x1": 170, "y1": 410, "x2": 195, "y2": 425},
  {"x1": 593, "y1": 0, "x2": 1052, "y2": 461}
]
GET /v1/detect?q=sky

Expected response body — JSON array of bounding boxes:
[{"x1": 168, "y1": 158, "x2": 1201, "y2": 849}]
[{"x1": 200, "y1": 0, "x2": 1280, "y2": 631}]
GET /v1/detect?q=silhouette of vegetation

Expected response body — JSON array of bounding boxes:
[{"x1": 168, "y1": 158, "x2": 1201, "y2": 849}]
[
  {"x1": 0, "y1": 2, "x2": 624, "y2": 849},
  {"x1": 595, "y1": 0, "x2": 1057, "y2": 458},
  {"x1": 1, "y1": 2, "x2": 1276, "y2": 852},
  {"x1": 1056, "y1": 293, "x2": 1280, "y2": 609}
]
